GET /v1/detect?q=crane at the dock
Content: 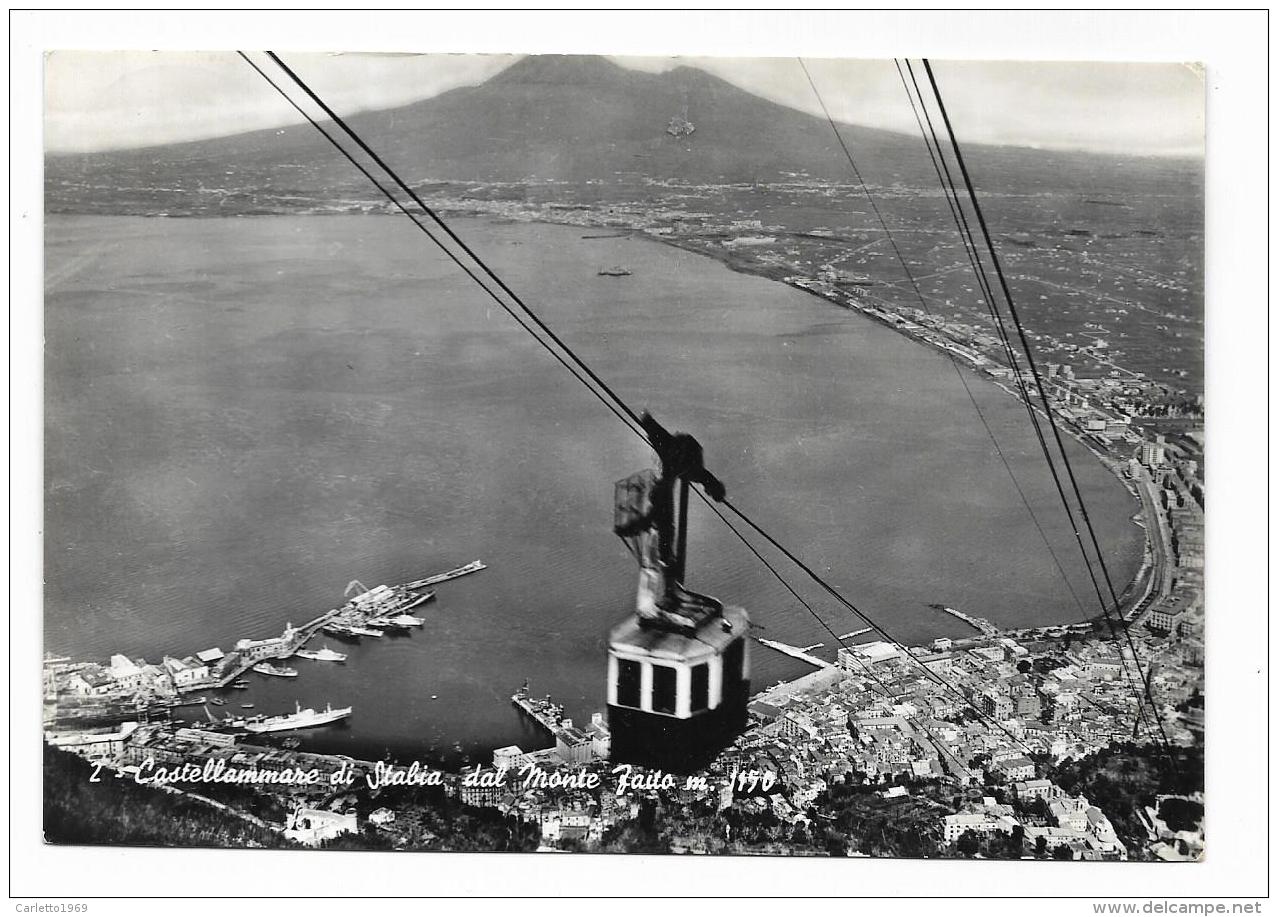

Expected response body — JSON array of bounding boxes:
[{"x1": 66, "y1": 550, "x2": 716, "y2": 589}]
[{"x1": 344, "y1": 580, "x2": 369, "y2": 599}]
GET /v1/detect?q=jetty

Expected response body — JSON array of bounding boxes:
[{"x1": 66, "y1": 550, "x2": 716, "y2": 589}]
[
  {"x1": 405, "y1": 560, "x2": 486, "y2": 590},
  {"x1": 837, "y1": 627, "x2": 872, "y2": 641},
  {"x1": 928, "y1": 604, "x2": 1001, "y2": 638},
  {"x1": 753, "y1": 637, "x2": 836, "y2": 670}
]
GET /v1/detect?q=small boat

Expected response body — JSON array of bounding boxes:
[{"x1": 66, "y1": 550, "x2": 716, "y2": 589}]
[
  {"x1": 295, "y1": 645, "x2": 348, "y2": 663},
  {"x1": 240, "y1": 703, "x2": 255, "y2": 709},
  {"x1": 210, "y1": 697, "x2": 227, "y2": 706},
  {"x1": 390, "y1": 614, "x2": 424, "y2": 628},
  {"x1": 252, "y1": 662, "x2": 298, "y2": 678},
  {"x1": 230, "y1": 680, "x2": 251, "y2": 690},
  {"x1": 598, "y1": 266, "x2": 632, "y2": 277}
]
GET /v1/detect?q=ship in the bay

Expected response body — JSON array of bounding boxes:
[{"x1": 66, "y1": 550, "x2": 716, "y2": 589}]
[{"x1": 243, "y1": 701, "x2": 352, "y2": 734}]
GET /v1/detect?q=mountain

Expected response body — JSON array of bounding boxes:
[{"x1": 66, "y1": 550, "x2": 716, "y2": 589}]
[
  {"x1": 332, "y1": 53, "x2": 928, "y2": 184},
  {"x1": 46, "y1": 54, "x2": 1200, "y2": 211}
]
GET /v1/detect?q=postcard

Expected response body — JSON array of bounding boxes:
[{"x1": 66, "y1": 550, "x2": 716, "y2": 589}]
[{"x1": 20, "y1": 15, "x2": 1255, "y2": 903}]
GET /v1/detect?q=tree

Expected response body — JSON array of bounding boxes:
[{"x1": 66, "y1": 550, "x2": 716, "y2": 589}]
[
  {"x1": 900, "y1": 826, "x2": 925, "y2": 858},
  {"x1": 1053, "y1": 844, "x2": 1074, "y2": 860},
  {"x1": 1007, "y1": 825, "x2": 1026, "y2": 859},
  {"x1": 1035, "y1": 835, "x2": 1048, "y2": 858},
  {"x1": 1159, "y1": 797, "x2": 1204, "y2": 833},
  {"x1": 956, "y1": 830, "x2": 980, "y2": 857}
]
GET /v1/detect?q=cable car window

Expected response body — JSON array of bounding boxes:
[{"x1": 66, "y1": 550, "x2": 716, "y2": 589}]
[
  {"x1": 651, "y1": 664, "x2": 677, "y2": 714},
  {"x1": 616, "y1": 658, "x2": 641, "y2": 708},
  {"x1": 723, "y1": 639, "x2": 744, "y2": 688},
  {"x1": 690, "y1": 663, "x2": 709, "y2": 712}
]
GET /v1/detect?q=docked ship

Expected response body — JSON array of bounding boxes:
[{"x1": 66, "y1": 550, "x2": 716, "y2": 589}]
[
  {"x1": 367, "y1": 616, "x2": 409, "y2": 633},
  {"x1": 252, "y1": 662, "x2": 298, "y2": 678},
  {"x1": 405, "y1": 560, "x2": 486, "y2": 589},
  {"x1": 323, "y1": 622, "x2": 382, "y2": 639},
  {"x1": 389, "y1": 614, "x2": 424, "y2": 628},
  {"x1": 511, "y1": 680, "x2": 565, "y2": 733},
  {"x1": 243, "y1": 701, "x2": 352, "y2": 734},
  {"x1": 402, "y1": 591, "x2": 436, "y2": 610},
  {"x1": 294, "y1": 645, "x2": 348, "y2": 662}
]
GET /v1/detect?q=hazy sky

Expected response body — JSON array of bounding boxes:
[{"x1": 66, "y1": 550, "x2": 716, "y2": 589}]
[{"x1": 44, "y1": 50, "x2": 1204, "y2": 157}]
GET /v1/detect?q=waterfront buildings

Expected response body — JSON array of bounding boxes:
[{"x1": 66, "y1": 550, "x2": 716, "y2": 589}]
[{"x1": 232, "y1": 623, "x2": 302, "y2": 664}]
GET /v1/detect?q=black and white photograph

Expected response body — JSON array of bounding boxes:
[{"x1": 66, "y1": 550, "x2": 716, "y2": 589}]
[{"x1": 10, "y1": 9, "x2": 1268, "y2": 908}]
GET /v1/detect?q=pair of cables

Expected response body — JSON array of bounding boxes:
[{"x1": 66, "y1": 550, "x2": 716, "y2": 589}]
[{"x1": 238, "y1": 51, "x2": 1111, "y2": 762}]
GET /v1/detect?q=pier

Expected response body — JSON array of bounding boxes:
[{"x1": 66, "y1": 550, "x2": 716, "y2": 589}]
[
  {"x1": 511, "y1": 683, "x2": 565, "y2": 734},
  {"x1": 404, "y1": 560, "x2": 486, "y2": 590},
  {"x1": 208, "y1": 563, "x2": 486, "y2": 689}
]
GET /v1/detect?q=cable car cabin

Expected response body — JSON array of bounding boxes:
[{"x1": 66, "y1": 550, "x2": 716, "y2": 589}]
[
  {"x1": 607, "y1": 604, "x2": 750, "y2": 773},
  {"x1": 606, "y1": 413, "x2": 750, "y2": 773}
]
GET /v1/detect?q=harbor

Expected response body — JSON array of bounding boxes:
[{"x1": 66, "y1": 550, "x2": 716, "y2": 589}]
[{"x1": 43, "y1": 562, "x2": 487, "y2": 731}]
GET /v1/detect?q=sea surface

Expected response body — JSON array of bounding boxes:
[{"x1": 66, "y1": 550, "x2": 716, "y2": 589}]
[{"x1": 44, "y1": 214, "x2": 1144, "y2": 765}]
